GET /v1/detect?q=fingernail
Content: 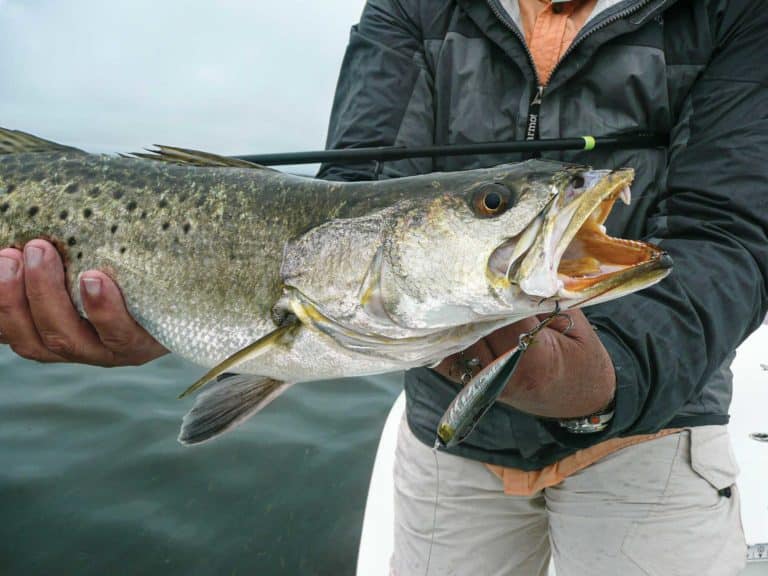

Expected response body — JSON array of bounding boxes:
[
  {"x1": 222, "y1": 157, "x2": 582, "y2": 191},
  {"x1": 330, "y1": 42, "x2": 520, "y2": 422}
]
[
  {"x1": 0, "y1": 256, "x2": 19, "y2": 282},
  {"x1": 82, "y1": 277, "x2": 102, "y2": 298},
  {"x1": 24, "y1": 246, "x2": 43, "y2": 269}
]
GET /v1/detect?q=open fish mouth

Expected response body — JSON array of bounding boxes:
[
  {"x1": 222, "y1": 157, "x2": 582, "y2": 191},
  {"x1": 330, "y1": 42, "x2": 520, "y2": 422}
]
[
  {"x1": 553, "y1": 169, "x2": 672, "y2": 300},
  {"x1": 495, "y1": 168, "x2": 672, "y2": 301}
]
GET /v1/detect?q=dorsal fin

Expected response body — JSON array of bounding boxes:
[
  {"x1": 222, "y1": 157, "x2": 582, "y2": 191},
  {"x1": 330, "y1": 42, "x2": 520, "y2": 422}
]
[
  {"x1": 128, "y1": 144, "x2": 277, "y2": 171},
  {"x1": 0, "y1": 127, "x2": 84, "y2": 155}
]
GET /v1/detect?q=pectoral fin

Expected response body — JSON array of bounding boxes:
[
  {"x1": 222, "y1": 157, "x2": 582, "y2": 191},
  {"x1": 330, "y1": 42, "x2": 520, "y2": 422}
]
[
  {"x1": 178, "y1": 321, "x2": 299, "y2": 399},
  {"x1": 178, "y1": 374, "x2": 292, "y2": 445}
]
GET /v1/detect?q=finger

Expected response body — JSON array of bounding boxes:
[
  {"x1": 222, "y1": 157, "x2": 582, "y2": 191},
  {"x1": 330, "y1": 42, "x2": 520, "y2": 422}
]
[
  {"x1": 483, "y1": 316, "x2": 539, "y2": 357},
  {"x1": 0, "y1": 248, "x2": 65, "y2": 361},
  {"x1": 81, "y1": 271, "x2": 168, "y2": 365},
  {"x1": 22, "y1": 240, "x2": 115, "y2": 364}
]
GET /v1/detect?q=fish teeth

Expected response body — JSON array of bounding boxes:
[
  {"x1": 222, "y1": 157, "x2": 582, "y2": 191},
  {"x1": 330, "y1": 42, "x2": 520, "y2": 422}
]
[{"x1": 620, "y1": 186, "x2": 631, "y2": 205}]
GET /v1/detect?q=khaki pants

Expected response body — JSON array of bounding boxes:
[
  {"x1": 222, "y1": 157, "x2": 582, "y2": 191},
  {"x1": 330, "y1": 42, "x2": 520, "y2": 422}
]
[{"x1": 392, "y1": 418, "x2": 746, "y2": 576}]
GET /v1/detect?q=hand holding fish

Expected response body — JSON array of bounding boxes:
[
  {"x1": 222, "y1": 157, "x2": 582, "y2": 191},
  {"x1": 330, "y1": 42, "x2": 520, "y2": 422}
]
[
  {"x1": 0, "y1": 239, "x2": 168, "y2": 366},
  {"x1": 434, "y1": 309, "x2": 615, "y2": 419}
]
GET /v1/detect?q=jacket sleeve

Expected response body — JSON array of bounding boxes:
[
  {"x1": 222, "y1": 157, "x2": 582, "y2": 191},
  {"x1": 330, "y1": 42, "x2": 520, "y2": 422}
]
[
  {"x1": 550, "y1": 0, "x2": 768, "y2": 446},
  {"x1": 316, "y1": 0, "x2": 435, "y2": 182}
]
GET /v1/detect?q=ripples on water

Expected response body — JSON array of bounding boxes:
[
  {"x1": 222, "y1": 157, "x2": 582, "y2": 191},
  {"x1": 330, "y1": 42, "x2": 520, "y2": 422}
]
[{"x1": 0, "y1": 349, "x2": 401, "y2": 575}]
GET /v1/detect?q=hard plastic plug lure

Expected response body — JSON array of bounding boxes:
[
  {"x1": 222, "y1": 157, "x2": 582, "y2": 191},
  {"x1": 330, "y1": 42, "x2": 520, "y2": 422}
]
[{"x1": 435, "y1": 304, "x2": 572, "y2": 448}]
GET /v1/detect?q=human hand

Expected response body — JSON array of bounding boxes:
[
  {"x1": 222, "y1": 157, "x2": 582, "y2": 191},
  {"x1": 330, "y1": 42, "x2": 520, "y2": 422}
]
[
  {"x1": 0, "y1": 239, "x2": 168, "y2": 366},
  {"x1": 433, "y1": 309, "x2": 615, "y2": 419}
]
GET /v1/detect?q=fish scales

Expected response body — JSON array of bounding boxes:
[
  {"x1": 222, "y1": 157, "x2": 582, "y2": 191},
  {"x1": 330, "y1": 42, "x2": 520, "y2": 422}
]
[{"x1": 0, "y1": 151, "x2": 395, "y2": 365}]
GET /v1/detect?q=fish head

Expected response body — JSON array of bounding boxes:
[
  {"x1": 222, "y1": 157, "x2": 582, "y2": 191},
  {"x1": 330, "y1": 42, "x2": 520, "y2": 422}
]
[
  {"x1": 281, "y1": 160, "x2": 671, "y2": 338},
  {"x1": 367, "y1": 160, "x2": 671, "y2": 330}
]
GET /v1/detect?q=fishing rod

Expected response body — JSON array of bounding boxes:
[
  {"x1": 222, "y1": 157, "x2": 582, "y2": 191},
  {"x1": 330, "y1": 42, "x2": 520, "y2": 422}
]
[{"x1": 233, "y1": 132, "x2": 667, "y2": 166}]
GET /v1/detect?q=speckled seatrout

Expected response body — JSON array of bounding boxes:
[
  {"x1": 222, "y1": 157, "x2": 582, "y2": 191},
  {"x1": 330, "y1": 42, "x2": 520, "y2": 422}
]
[{"x1": 0, "y1": 128, "x2": 672, "y2": 445}]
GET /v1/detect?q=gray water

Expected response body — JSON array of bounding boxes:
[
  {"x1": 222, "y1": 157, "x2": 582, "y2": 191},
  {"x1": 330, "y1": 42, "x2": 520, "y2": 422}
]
[{"x1": 0, "y1": 348, "x2": 401, "y2": 575}]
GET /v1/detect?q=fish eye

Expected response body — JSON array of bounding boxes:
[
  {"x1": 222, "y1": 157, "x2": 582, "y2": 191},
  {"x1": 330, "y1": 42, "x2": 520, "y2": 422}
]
[
  {"x1": 471, "y1": 183, "x2": 512, "y2": 218},
  {"x1": 484, "y1": 191, "x2": 502, "y2": 210}
]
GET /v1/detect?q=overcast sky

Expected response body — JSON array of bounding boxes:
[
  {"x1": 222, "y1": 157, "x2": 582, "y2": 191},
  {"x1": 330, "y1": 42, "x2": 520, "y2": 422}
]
[{"x1": 0, "y1": 0, "x2": 364, "y2": 164}]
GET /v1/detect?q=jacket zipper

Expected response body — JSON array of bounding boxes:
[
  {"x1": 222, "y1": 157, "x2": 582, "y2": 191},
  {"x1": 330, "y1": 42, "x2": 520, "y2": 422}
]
[
  {"x1": 485, "y1": 0, "x2": 661, "y2": 143},
  {"x1": 485, "y1": 0, "x2": 541, "y2": 84},
  {"x1": 484, "y1": 0, "x2": 544, "y2": 144}
]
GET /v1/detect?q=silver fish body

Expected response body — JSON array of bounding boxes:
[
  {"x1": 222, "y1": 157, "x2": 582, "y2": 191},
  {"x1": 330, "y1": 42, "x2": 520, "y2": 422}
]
[{"x1": 0, "y1": 128, "x2": 672, "y2": 443}]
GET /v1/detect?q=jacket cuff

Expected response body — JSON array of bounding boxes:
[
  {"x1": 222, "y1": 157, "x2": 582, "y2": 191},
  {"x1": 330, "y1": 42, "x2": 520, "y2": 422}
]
[{"x1": 539, "y1": 327, "x2": 642, "y2": 448}]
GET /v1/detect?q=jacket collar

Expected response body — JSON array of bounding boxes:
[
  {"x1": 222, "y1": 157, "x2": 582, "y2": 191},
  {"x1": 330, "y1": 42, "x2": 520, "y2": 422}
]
[
  {"x1": 497, "y1": 0, "x2": 628, "y2": 31},
  {"x1": 458, "y1": 0, "x2": 677, "y2": 88}
]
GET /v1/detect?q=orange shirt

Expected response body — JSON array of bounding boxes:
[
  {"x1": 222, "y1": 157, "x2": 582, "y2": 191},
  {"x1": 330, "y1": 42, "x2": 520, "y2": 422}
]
[
  {"x1": 517, "y1": 0, "x2": 596, "y2": 85},
  {"x1": 485, "y1": 0, "x2": 681, "y2": 496},
  {"x1": 487, "y1": 429, "x2": 682, "y2": 496}
]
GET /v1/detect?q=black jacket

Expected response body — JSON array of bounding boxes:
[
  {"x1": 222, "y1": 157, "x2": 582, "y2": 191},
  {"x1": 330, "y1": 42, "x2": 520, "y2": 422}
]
[{"x1": 318, "y1": 0, "x2": 768, "y2": 468}]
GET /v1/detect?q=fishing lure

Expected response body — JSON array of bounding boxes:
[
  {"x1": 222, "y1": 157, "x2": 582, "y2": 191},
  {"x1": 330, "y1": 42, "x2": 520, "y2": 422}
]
[{"x1": 435, "y1": 305, "x2": 571, "y2": 448}]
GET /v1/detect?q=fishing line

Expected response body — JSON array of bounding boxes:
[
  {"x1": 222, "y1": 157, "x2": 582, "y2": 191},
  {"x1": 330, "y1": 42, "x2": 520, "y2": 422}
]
[
  {"x1": 419, "y1": 307, "x2": 576, "y2": 573},
  {"x1": 423, "y1": 439, "x2": 441, "y2": 576}
]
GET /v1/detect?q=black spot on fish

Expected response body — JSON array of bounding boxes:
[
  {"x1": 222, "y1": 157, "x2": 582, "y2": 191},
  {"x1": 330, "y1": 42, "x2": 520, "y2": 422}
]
[
  {"x1": 67, "y1": 237, "x2": 77, "y2": 246},
  {"x1": 178, "y1": 193, "x2": 188, "y2": 203},
  {"x1": 5, "y1": 184, "x2": 15, "y2": 195},
  {"x1": 110, "y1": 224, "x2": 118, "y2": 234},
  {"x1": 76, "y1": 252, "x2": 83, "y2": 260},
  {"x1": 158, "y1": 199, "x2": 168, "y2": 209},
  {"x1": 83, "y1": 208, "x2": 93, "y2": 219},
  {"x1": 182, "y1": 223, "x2": 191, "y2": 234},
  {"x1": 120, "y1": 247, "x2": 127, "y2": 254},
  {"x1": 64, "y1": 183, "x2": 78, "y2": 194},
  {"x1": 88, "y1": 187, "x2": 101, "y2": 198},
  {"x1": 0, "y1": 202, "x2": 9, "y2": 213},
  {"x1": 140, "y1": 211, "x2": 147, "y2": 220},
  {"x1": 162, "y1": 222, "x2": 170, "y2": 231},
  {"x1": 59, "y1": 210, "x2": 68, "y2": 220},
  {"x1": 111, "y1": 189, "x2": 124, "y2": 200},
  {"x1": 126, "y1": 200, "x2": 137, "y2": 212},
  {"x1": 27, "y1": 206, "x2": 39, "y2": 218}
]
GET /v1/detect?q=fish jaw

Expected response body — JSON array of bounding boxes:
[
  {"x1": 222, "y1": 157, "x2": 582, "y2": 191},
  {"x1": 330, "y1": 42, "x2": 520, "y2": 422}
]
[{"x1": 494, "y1": 167, "x2": 672, "y2": 308}]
